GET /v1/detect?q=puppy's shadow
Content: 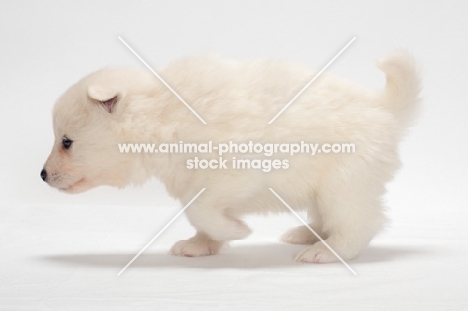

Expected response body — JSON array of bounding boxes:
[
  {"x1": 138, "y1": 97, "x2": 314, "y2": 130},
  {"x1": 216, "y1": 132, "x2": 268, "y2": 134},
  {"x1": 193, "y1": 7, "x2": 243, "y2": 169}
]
[
  {"x1": 355, "y1": 244, "x2": 432, "y2": 264},
  {"x1": 39, "y1": 243, "x2": 431, "y2": 269}
]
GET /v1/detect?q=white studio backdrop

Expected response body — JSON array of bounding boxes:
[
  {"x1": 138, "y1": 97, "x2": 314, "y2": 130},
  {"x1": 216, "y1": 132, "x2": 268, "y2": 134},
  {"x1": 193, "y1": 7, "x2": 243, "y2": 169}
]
[
  {"x1": 1, "y1": 1, "x2": 468, "y2": 310},
  {"x1": 1, "y1": 1, "x2": 466, "y2": 211}
]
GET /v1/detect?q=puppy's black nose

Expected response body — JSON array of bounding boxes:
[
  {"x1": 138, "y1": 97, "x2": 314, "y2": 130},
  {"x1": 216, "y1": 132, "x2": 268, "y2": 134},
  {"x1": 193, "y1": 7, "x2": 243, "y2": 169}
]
[{"x1": 40, "y1": 169, "x2": 47, "y2": 182}]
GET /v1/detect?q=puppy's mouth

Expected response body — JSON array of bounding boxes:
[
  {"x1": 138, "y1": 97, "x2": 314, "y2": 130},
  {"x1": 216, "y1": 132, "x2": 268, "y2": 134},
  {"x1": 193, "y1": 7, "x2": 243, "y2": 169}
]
[{"x1": 58, "y1": 178, "x2": 87, "y2": 194}]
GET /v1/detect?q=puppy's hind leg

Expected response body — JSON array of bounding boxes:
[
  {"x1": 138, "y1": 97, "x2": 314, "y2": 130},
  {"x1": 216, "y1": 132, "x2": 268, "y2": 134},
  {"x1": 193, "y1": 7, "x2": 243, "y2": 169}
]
[
  {"x1": 281, "y1": 223, "x2": 326, "y2": 245},
  {"x1": 295, "y1": 165, "x2": 387, "y2": 263},
  {"x1": 281, "y1": 206, "x2": 327, "y2": 245}
]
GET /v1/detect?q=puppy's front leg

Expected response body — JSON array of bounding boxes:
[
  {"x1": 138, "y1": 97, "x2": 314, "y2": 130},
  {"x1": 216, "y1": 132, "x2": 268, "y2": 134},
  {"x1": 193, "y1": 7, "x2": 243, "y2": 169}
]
[
  {"x1": 170, "y1": 231, "x2": 224, "y2": 257},
  {"x1": 185, "y1": 204, "x2": 252, "y2": 242},
  {"x1": 170, "y1": 203, "x2": 251, "y2": 257}
]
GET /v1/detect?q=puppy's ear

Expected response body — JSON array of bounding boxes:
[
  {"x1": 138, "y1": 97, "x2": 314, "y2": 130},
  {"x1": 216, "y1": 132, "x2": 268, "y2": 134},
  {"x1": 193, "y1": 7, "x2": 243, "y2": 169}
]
[{"x1": 87, "y1": 85, "x2": 118, "y2": 113}]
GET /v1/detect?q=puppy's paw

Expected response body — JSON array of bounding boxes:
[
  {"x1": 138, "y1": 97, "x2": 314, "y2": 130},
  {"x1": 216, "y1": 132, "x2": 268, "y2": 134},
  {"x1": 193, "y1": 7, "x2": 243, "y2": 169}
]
[
  {"x1": 294, "y1": 242, "x2": 340, "y2": 263},
  {"x1": 281, "y1": 225, "x2": 320, "y2": 245},
  {"x1": 170, "y1": 235, "x2": 223, "y2": 257}
]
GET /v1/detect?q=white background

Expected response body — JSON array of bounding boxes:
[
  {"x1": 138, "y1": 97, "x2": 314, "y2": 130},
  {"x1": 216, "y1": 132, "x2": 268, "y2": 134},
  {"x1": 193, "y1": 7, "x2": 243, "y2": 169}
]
[{"x1": 1, "y1": 1, "x2": 468, "y2": 310}]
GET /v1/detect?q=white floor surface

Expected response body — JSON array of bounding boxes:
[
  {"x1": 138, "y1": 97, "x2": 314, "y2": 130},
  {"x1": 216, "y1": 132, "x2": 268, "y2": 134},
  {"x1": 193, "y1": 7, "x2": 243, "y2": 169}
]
[{"x1": 1, "y1": 203, "x2": 467, "y2": 310}]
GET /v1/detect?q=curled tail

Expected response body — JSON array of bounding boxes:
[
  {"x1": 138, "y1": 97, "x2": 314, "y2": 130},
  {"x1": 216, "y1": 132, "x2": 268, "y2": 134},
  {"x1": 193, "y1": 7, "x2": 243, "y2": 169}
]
[{"x1": 376, "y1": 51, "x2": 422, "y2": 128}]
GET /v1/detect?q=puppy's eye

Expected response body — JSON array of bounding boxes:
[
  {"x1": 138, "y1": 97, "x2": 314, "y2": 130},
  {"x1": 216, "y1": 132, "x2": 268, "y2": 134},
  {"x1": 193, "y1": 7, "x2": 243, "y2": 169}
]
[{"x1": 62, "y1": 137, "x2": 73, "y2": 150}]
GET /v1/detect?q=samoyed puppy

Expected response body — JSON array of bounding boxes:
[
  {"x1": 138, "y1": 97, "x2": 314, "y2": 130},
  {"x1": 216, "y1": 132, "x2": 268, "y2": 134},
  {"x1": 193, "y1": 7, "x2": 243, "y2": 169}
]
[{"x1": 41, "y1": 52, "x2": 420, "y2": 263}]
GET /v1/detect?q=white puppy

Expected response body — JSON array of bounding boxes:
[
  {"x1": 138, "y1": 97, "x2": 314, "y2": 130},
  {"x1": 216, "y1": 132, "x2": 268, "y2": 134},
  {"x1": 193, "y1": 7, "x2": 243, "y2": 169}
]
[{"x1": 42, "y1": 52, "x2": 420, "y2": 263}]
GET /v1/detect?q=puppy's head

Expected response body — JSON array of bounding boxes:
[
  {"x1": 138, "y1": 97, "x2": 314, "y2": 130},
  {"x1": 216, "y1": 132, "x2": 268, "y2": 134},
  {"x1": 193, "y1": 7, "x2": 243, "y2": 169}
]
[{"x1": 41, "y1": 69, "x2": 155, "y2": 194}]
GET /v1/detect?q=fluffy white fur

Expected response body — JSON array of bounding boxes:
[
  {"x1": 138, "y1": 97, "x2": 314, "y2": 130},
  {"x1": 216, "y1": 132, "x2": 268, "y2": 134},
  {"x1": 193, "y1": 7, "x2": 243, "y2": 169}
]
[{"x1": 43, "y1": 52, "x2": 421, "y2": 263}]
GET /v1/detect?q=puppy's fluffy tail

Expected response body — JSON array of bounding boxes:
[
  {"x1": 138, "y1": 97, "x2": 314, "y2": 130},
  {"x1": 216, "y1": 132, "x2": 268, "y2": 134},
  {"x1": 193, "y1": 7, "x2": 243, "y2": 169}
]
[{"x1": 377, "y1": 51, "x2": 422, "y2": 128}]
